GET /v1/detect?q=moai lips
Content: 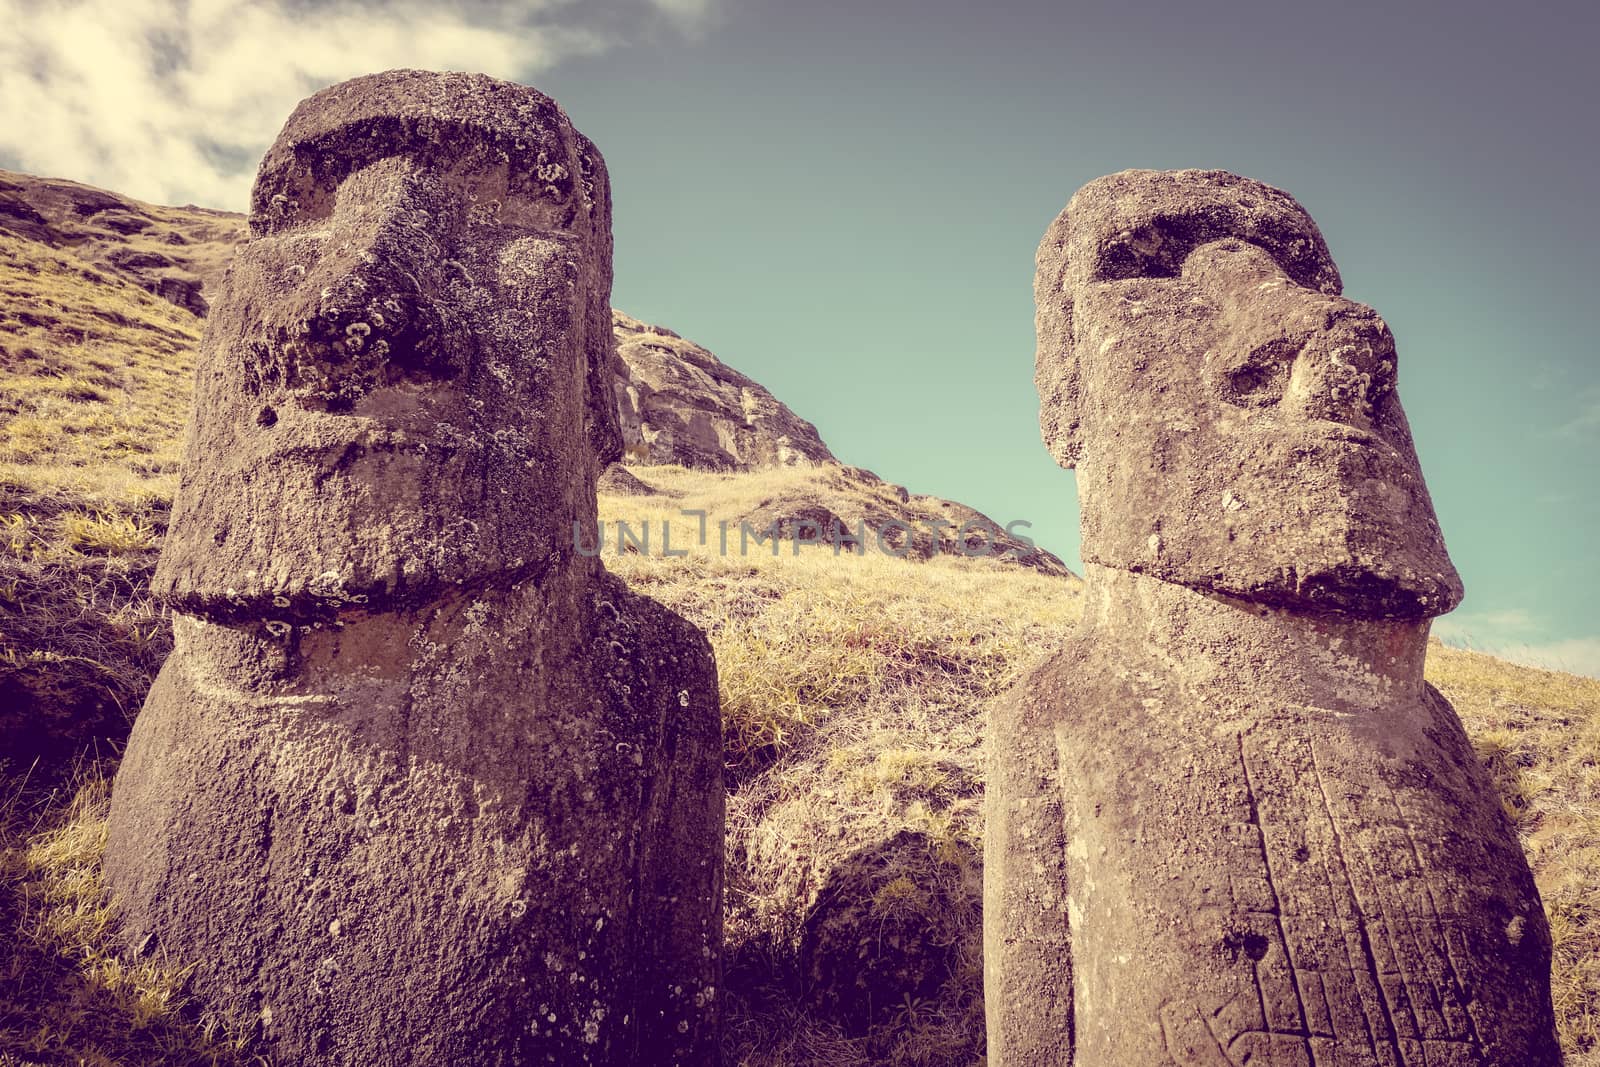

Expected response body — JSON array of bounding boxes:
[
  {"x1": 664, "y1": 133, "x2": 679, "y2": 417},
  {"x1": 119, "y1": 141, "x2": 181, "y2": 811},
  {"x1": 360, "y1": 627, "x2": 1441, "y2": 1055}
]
[
  {"x1": 105, "y1": 71, "x2": 722, "y2": 1067},
  {"x1": 986, "y1": 170, "x2": 1560, "y2": 1067}
]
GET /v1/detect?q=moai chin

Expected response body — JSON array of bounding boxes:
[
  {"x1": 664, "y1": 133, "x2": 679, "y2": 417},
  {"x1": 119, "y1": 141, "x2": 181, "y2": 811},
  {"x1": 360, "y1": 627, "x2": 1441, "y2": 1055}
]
[
  {"x1": 104, "y1": 70, "x2": 723, "y2": 1066},
  {"x1": 985, "y1": 169, "x2": 1561, "y2": 1066}
]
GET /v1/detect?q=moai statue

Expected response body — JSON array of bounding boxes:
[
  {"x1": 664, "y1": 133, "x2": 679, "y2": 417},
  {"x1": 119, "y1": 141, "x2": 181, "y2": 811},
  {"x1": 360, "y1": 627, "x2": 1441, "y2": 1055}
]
[
  {"x1": 984, "y1": 170, "x2": 1561, "y2": 1066},
  {"x1": 105, "y1": 70, "x2": 723, "y2": 1066}
]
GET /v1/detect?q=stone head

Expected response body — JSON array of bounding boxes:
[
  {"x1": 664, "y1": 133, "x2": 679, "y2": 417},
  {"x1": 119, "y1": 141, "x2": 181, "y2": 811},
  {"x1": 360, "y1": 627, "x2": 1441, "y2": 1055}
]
[
  {"x1": 1036, "y1": 169, "x2": 1461, "y2": 618},
  {"x1": 155, "y1": 70, "x2": 621, "y2": 622}
]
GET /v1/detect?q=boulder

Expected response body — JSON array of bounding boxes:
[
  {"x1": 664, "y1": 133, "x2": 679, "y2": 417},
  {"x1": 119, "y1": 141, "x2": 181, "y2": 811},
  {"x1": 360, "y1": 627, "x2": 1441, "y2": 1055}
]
[{"x1": 611, "y1": 309, "x2": 836, "y2": 471}]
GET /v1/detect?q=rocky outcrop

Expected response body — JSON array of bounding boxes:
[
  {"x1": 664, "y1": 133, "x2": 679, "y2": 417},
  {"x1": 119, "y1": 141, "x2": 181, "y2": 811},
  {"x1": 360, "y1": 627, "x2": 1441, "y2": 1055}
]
[
  {"x1": 799, "y1": 829, "x2": 982, "y2": 1036},
  {"x1": 986, "y1": 170, "x2": 1560, "y2": 1065},
  {"x1": 103, "y1": 70, "x2": 723, "y2": 1066},
  {"x1": 611, "y1": 310, "x2": 836, "y2": 471},
  {"x1": 598, "y1": 461, "x2": 1072, "y2": 576}
]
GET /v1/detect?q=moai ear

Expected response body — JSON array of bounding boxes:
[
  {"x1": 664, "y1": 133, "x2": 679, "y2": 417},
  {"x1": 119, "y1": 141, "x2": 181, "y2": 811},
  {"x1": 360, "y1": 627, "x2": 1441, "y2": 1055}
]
[
  {"x1": 585, "y1": 309, "x2": 624, "y2": 468},
  {"x1": 574, "y1": 133, "x2": 623, "y2": 469},
  {"x1": 1034, "y1": 209, "x2": 1082, "y2": 468}
]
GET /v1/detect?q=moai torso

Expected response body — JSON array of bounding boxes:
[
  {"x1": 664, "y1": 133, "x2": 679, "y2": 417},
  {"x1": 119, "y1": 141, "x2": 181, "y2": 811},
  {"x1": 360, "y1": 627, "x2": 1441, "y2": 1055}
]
[
  {"x1": 104, "y1": 70, "x2": 722, "y2": 1067},
  {"x1": 985, "y1": 170, "x2": 1560, "y2": 1067}
]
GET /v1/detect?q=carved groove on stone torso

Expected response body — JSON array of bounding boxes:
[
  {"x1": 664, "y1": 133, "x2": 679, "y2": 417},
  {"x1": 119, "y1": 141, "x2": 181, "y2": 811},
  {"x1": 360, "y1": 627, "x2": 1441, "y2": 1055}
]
[{"x1": 1158, "y1": 729, "x2": 1490, "y2": 1067}]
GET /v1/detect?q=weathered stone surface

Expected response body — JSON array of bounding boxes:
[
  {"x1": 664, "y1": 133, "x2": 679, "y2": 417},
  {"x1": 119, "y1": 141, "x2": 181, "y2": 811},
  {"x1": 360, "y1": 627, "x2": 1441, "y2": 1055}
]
[
  {"x1": 738, "y1": 499, "x2": 858, "y2": 552},
  {"x1": 986, "y1": 169, "x2": 1560, "y2": 1065},
  {"x1": 103, "y1": 70, "x2": 723, "y2": 1066},
  {"x1": 611, "y1": 309, "x2": 836, "y2": 471}
]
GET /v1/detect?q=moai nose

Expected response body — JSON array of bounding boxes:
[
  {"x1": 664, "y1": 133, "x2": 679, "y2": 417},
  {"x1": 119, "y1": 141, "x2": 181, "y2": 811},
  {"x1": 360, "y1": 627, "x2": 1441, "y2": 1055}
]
[
  {"x1": 1281, "y1": 305, "x2": 1396, "y2": 432},
  {"x1": 1186, "y1": 240, "x2": 1396, "y2": 431},
  {"x1": 281, "y1": 168, "x2": 455, "y2": 409}
]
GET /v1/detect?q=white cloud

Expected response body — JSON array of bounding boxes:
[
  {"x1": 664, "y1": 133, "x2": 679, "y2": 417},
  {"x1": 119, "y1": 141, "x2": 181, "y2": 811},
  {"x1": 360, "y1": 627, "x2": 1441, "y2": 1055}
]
[
  {"x1": 1484, "y1": 638, "x2": 1600, "y2": 679},
  {"x1": 1556, "y1": 403, "x2": 1600, "y2": 440},
  {"x1": 1476, "y1": 609, "x2": 1536, "y2": 631},
  {"x1": 649, "y1": 0, "x2": 718, "y2": 31},
  {"x1": 1553, "y1": 385, "x2": 1600, "y2": 441},
  {"x1": 1434, "y1": 610, "x2": 1600, "y2": 679},
  {"x1": 0, "y1": 0, "x2": 716, "y2": 210}
]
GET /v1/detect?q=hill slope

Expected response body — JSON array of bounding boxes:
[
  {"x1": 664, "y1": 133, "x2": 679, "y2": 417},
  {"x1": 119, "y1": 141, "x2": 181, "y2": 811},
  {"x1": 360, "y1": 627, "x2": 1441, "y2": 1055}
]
[
  {"x1": 0, "y1": 169, "x2": 1064, "y2": 574},
  {"x1": 0, "y1": 171, "x2": 1595, "y2": 1066}
]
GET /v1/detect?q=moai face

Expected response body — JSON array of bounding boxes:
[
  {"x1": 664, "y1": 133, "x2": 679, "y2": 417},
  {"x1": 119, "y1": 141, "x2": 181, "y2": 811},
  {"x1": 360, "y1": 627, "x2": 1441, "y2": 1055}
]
[
  {"x1": 1036, "y1": 169, "x2": 1462, "y2": 618},
  {"x1": 155, "y1": 70, "x2": 622, "y2": 622}
]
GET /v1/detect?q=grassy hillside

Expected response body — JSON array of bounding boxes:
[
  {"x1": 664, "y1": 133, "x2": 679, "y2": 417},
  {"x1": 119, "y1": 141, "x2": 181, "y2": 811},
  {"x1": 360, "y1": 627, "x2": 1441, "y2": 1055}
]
[{"x1": 1, "y1": 200, "x2": 1597, "y2": 1065}]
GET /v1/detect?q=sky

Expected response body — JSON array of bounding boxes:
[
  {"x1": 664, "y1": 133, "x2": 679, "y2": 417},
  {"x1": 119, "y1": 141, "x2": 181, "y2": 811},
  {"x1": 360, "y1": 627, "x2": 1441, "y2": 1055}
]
[{"x1": 2, "y1": 0, "x2": 1596, "y2": 675}]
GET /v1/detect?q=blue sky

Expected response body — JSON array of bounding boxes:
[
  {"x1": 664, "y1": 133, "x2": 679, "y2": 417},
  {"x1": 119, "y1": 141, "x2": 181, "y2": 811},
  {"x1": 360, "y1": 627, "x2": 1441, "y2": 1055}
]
[{"x1": 2, "y1": 0, "x2": 1596, "y2": 674}]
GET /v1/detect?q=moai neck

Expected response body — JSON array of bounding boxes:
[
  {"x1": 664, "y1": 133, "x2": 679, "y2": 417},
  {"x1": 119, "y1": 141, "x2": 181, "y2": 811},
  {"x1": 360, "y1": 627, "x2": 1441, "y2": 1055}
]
[{"x1": 1080, "y1": 563, "x2": 1431, "y2": 713}]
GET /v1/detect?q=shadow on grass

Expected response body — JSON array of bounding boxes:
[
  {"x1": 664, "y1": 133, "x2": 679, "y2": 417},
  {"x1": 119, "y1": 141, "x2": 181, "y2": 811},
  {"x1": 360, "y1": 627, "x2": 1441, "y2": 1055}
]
[{"x1": 0, "y1": 770, "x2": 254, "y2": 1067}]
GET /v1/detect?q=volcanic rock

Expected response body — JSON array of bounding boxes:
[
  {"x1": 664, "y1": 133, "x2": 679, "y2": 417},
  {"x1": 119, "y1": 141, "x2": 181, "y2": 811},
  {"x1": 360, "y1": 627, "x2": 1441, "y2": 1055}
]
[{"x1": 611, "y1": 309, "x2": 836, "y2": 471}]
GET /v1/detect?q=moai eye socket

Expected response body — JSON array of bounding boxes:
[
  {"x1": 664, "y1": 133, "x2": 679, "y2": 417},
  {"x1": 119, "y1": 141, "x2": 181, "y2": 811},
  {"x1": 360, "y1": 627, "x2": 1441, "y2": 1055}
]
[
  {"x1": 1093, "y1": 223, "x2": 1187, "y2": 282},
  {"x1": 1218, "y1": 339, "x2": 1297, "y2": 407},
  {"x1": 252, "y1": 160, "x2": 340, "y2": 236}
]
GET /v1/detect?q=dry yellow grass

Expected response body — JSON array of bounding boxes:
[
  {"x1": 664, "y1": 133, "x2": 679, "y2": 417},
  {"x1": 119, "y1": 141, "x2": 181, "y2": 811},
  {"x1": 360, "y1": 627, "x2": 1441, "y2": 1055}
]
[
  {"x1": 0, "y1": 773, "x2": 250, "y2": 1065},
  {"x1": 1427, "y1": 642, "x2": 1600, "y2": 1060},
  {"x1": 563, "y1": 531, "x2": 1088, "y2": 1065},
  {"x1": 0, "y1": 231, "x2": 187, "y2": 794},
  {"x1": 0, "y1": 235, "x2": 197, "y2": 511}
]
